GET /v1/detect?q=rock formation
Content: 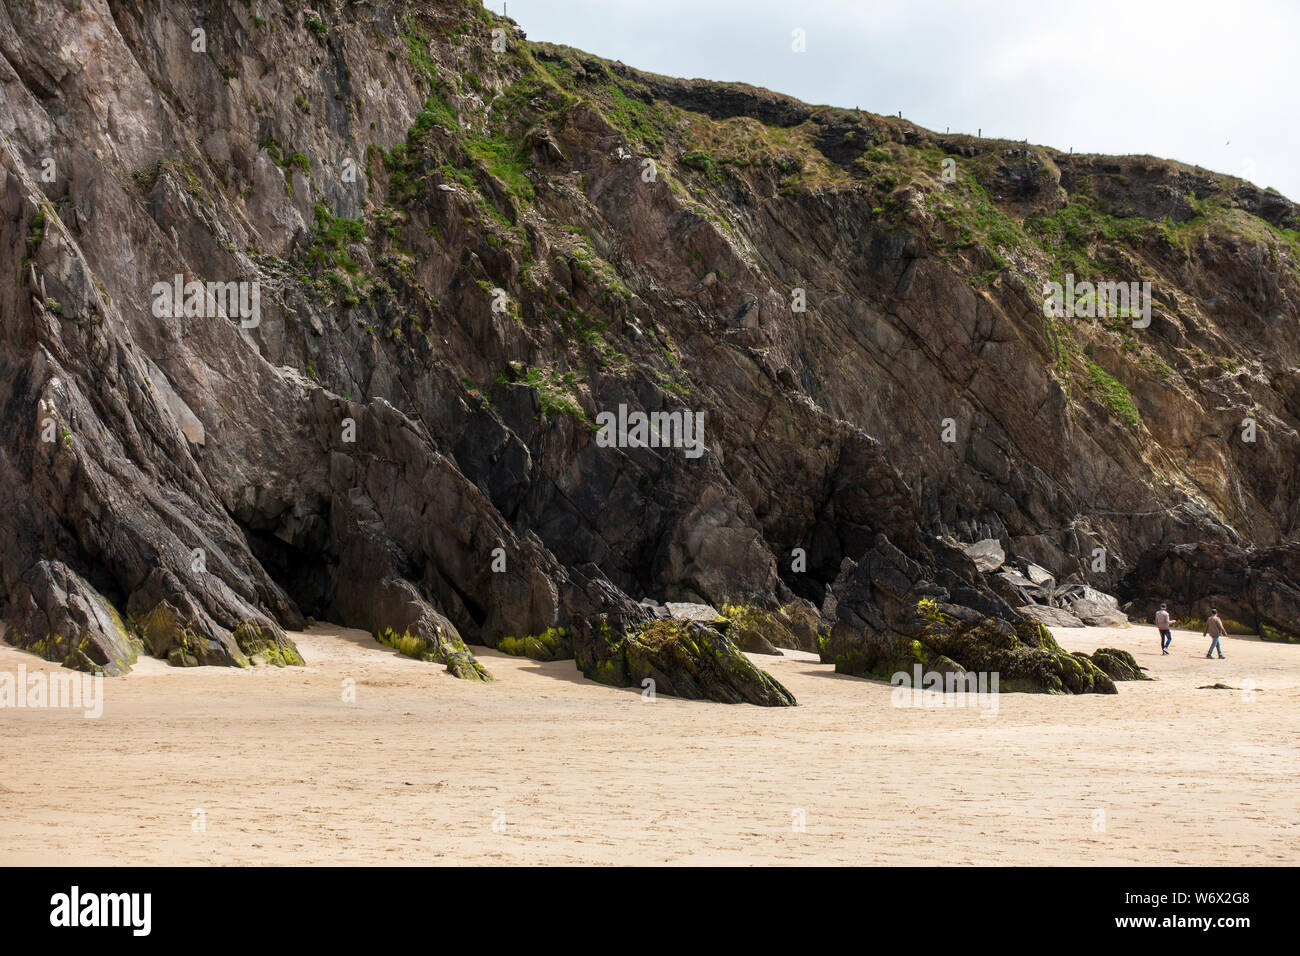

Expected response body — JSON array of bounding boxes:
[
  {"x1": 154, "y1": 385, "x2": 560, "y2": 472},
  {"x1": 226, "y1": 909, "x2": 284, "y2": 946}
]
[{"x1": 2, "y1": 0, "x2": 1296, "y2": 700}]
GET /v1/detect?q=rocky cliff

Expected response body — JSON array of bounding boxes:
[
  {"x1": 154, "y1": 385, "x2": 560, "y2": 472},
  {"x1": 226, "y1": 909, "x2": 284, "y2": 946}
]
[{"x1": 2, "y1": 0, "x2": 1296, "y2": 698}]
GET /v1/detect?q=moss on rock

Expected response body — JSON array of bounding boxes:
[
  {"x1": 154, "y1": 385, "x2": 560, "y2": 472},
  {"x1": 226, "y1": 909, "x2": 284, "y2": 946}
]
[
  {"x1": 136, "y1": 603, "x2": 235, "y2": 667},
  {"x1": 9, "y1": 631, "x2": 101, "y2": 673},
  {"x1": 1259, "y1": 621, "x2": 1300, "y2": 643},
  {"x1": 233, "y1": 619, "x2": 305, "y2": 667},
  {"x1": 496, "y1": 626, "x2": 572, "y2": 661},
  {"x1": 826, "y1": 597, "x2": 1117, "y2": 694},
  {"x1": 376, "y1": 626, "x2": 493, "y2": 681},
  {"x1": 1084, "y1": 647, "x2": 1151, "y2": 681},
  {"x1": 719, "y1": 602, "x2": 822, "y2": 652},
  {"x1": 575, "y1": 616, "x2": 796, "y2": 706}
]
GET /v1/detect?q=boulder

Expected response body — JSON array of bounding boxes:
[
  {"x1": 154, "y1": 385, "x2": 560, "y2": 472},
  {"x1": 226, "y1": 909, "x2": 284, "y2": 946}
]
[
  {"x1": 998, "y1": 568, "x2": 1036, "y2": 589},
  {"x1": 1061, "y1": 585, "x2": 1120, "y2": 609},
  {"x1": 665, "y1": 602, "x2": 727, "y2": 624},
  {"x1": 1019, "y1": 604, "x2": 1085, "y2": 628},
  {"x1": 963, "y1": 538, "x2": 1006, "y2": 573},
  {"x1": 1022, "y1": 562, "x2": 1056, "y2": 588},
  {"x1": 573, "y1": 615, "x2": 796, "y2": 706},
  {"x1": 820, "y1": 534, "x2": 1117, "y2": 694},
  {"x1": 732, "y1": 627, "x2": 784, "y2": 656},
  {"x1": 1084, "y1": 647, "x2": 1151, "y2": 682},
  {"x1": 1069, "y1": 599, "x2": 1130, "y2": 628},
  {"x1": 990, "y1": 569, "x2": 1038, "y2": 607},
  {"x1": 715, "y1": 601, "x2": 824, "y2": 652}
]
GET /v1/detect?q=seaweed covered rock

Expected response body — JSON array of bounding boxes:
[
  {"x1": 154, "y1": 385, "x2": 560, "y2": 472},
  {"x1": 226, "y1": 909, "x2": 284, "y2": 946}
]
[
  {"x1": 137, "y1": 602, "x2": 236, "y2": 668},
  {"x1": 496, "y1": 627, "x2": 573, "y2": 661},
  {"x1": 719, "y1": 601, "x2": 825, "y2": 652},
  {"x1": 573, "y1": 615, "x2": 796, "y2": 706},
  {"x1": 376, "y1": 626, "x2": 492, "y2": 682},
  {"x1": 921, "y1": 615, "x2": 1117, "y2": 695},
  {"x1": 823, "y1": 534, "x2": 1118, "y2": 694},
  {"x1": 132, "y1": 602, "x2": 306, "y2": 669},
  {"x1": 233, "y1": 620, "x2": 306, "y2": 668},
  {"x1": 3, "y1": 561, "x2": 142, "y2": 675},
  {"x1": 1083, "y1": 647, "x2": 1151, "y2": 682}
]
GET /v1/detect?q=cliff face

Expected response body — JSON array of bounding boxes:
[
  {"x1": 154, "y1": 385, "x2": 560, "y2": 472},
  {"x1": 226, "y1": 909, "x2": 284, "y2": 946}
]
[{"x1": 2, "y1": 0, "x2": 1297, "y2": 688}]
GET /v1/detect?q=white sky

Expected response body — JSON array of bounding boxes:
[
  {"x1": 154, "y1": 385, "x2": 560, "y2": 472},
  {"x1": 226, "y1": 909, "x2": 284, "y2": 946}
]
[{"x1": 500, "y1": 0, "x2": 1300, "y2": 203}]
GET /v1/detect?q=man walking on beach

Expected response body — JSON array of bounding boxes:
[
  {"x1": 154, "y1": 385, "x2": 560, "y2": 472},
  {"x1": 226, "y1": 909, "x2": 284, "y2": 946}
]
[
  {"x1": 1203, "y1": 609, "x2": 1227, "y2": 659},
  {"x1": 1155, "y1": 603, "x2": 1175, "y2": 655}
]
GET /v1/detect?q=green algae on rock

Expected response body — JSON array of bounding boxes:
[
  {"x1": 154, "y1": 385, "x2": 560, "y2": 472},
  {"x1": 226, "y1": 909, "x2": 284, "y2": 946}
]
[
  {"x1": 1084, "y1": 647, "x2": 1152, "y2": 682},
  {"x1": 376, "y1": 626, "x2": 493, "y2": 682},
  {"x1": 822, "y1": 537, "x2": 1125, "y2": 695},
  {"x1": 573, "y1": 614, "x2": 796, "y2": 706},
  {"x1": 719, "y1": 602, "x2": 824, "y2": 653},
  {"x1": 233, "y1": 620, "x2": 306, "y2": 667},
  {"x1": 496, "y1": 627, "x2": 573, "y2": 661}
]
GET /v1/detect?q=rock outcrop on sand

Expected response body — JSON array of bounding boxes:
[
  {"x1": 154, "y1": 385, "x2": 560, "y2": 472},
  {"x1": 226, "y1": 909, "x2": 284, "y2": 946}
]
[
  {"x1": 1084, "y1": 648, "x2": 1151, "y2": 682},
  {"x1": 821, "y1": 535, "x2": 1128, "y2": 694},
  {"x1": 574, "y1": 615, "x2": 796, "y2": 706},
  {"x1": 2, "y1": 0, "x2": 1297, "y2": 701}
]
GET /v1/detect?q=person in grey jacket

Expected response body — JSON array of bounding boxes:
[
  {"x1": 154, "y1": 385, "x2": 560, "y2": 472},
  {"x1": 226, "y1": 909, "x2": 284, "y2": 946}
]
[
  {"x1": 1155, "y1": 603, "x2": 1175, "y2": 654},
  {"x1": 1203, "y1": 609, "x2": 1227, "y2": 659}
]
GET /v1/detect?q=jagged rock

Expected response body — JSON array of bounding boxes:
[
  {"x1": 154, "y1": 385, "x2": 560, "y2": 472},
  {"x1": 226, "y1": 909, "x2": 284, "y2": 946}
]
[
  {"x1": 963, "y1": 538, "x2": 1005, "y2": 573},
  {"x1": 924, "y1": 617, "x2": 1116, "y2": 695},
  {"x1": 1021, "y1": 562, "x2": 1056, "y2": 590},
  {"x1": 1058, "y1": 585, "x2": 1120, "y2": 609},
  {"x1": 573, "y1": 615, "x2": 795, "y2": 705},
  {"x1": 713, "y1": 601, "x2": 823, "y2": 652},
  {"x1": 3, "y1": 561, "x2": 142, "y2": 675},
  {"x1": 821, "y1": 534, "x2": 1116, "y2": 694},
  {"x1": 990, "y1": 569, "x2": 1038, "y2": 607},
  {"x1": 136, "y1": 600, "x2": 301, "y2": 669},
  {"x1": 638, "y1": 600, "x2": 669, "y2": 619},
  {"x1": 665, "y1": 602, "x2": 727, "y2": 624},
  {"x1": 1020, "y1": 605, "x2": 1085, "y2": 628},
  {"x1": 233, "y1": 620, "x2": 306, "y2": 667},
  {"x1": 1013, "y1": 556, "x2": 1055, "y2": 600},
  {"x1": 771, "y1": 600, "x2": 828, "y2": 652},
  {"x1": 1069, "y1": 599, "x2": 1130, "y2": 628},
  {"x1": 732, "y1": 628, "x2": 784, "y2": 656},
  {"x1": 997, "y1": 568, "x2": 1036, "y2": 588}
]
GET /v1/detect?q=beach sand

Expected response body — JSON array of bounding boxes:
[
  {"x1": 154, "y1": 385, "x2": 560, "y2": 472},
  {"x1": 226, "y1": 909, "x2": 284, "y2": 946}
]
[{"x1": 1, "y1": 621, "x2": 1296, "y2": 865}]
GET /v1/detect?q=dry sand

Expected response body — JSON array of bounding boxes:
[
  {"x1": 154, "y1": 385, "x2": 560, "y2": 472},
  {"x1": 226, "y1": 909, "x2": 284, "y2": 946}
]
[{"x1": 1, "y1": 621, "x2": 1297, "y2": 865}]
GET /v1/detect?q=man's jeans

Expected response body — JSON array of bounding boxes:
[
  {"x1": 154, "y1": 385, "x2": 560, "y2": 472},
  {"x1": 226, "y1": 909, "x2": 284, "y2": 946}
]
[
  {"x1": 1159, "y1": 628, "x2": 1172, "y2": 650},
  {"x1": 1207, "y1": 635, "x2": 1224, "y2": 658}
]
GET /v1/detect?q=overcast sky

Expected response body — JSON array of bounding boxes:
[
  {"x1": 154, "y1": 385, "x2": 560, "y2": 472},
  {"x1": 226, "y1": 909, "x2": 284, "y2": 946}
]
[{"x1": 500, "y1": 0, "x2": 1300, "y2": 203}]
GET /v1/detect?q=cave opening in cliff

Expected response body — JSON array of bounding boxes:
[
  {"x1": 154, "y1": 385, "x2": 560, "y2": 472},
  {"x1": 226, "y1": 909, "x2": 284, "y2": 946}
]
[{"x1": 241, "y1": 526, "x2": 336, "y2": 622}]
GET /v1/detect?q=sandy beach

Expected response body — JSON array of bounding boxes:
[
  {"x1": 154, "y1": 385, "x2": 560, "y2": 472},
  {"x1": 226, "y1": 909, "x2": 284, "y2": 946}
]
[{"x1": 1, "y1": 622, "x2": 1296, "y2": 865}]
